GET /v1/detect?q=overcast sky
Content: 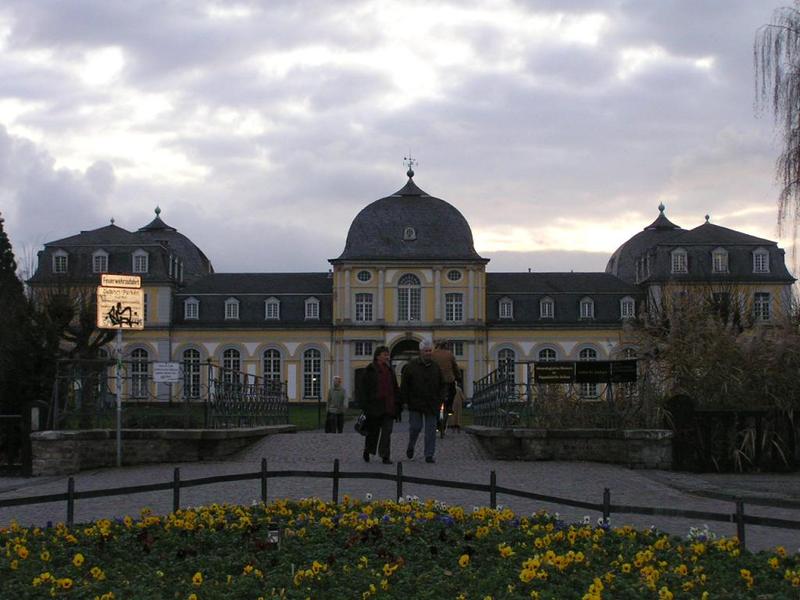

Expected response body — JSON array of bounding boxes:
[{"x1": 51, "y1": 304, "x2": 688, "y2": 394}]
[{"x1": 0, "y1": 1, "x2": 791, "y2": 277}]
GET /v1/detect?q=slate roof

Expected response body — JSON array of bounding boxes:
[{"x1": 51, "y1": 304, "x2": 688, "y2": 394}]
[
  {"x1": 174, "y1": 273, "x2": 333, "y2": 327},
  {"x1": 333, "y1": 171, "x2": 487, "y2": 262},
  {"x1": 486, "y1": 272, "x2": 642, "y2": 325},
  {"x1": 29, "y1": 210, "x2": 213, "y2": 285}
]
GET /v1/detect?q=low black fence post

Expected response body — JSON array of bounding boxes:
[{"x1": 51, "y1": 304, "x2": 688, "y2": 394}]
[
  {"x1": 396, "y1": 462, "x2": 403, "y2": 501},
  {"x1": 490, "y1": 470, "x2": 497, "y2": 509},
  {"x1": 603, "y1": 488, "x2": 611, "y2": 523},
  {"x1": 66, "y1": 477, "x2": 75, "y2": 527},
  {"x1": 261, "y1": 458, "x2": 268, "y2": 504},
  {"x1": 173, "y1": 468, "x2": 180, "y2": 513},
  {"x1": 735, "y1": 498, "x2": 746, "y2": 550},
  {"x1": 332, "y1": 459, "x2": 340, "y2": 504}
]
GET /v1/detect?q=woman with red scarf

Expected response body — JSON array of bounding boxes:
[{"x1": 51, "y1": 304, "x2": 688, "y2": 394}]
[{"x1": 358, "y1": 345, "x2": 399, "y2": 464}]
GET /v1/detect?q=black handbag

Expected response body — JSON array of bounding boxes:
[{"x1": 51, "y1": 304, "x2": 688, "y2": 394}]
[{"x1": 354, "y1": 412, "x2": 367, "y2": 435}]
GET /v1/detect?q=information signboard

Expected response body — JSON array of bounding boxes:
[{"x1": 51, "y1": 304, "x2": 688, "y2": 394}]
[
  {"x1": 96, "y1": 286, "x2": 145, "y2": 330},
  {"x1": 574, "y1": 361, "x2": 612, "y2": 384},
  {"x1": 153, "y1": 362, "x2": 182, "y2": 383},
  {"x1": 610, "y1": 360, "x2": 637, "y2": 383},
  {"x1": 534, "y1": 362, "x2": 575, "y2": 384}
]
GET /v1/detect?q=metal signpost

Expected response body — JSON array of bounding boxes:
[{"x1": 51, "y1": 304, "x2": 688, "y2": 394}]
[{"x1": 96, "y1": 274, "x2": 144, "y2": 467}]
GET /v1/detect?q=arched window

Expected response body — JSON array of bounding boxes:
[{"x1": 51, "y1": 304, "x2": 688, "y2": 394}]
[
  {"x1": 183, "y1": 348, "x2": 201, "y2": 399},
  {"x1": 498, "y1": 348, "x2": 516, "y2": 384},
  {"x1": 671, "y1": 248, "x2": 688, "y2": 273},
  {"x1": 620, "y1": 296, "x2": 635, "y2": 319},
  {"x1": 303, "y1": 348, "x2": 322, "y2": 399},
  {"x1": 263, "y1": 349, "x2": 281, "y2": 382},
  {"x1": 578, "y1": 347, "x2": 598, "y2": 398},
  {"x1": 538, "y1": 348, "x2": 557, "y2": 362},
  {"x1": 753, "y1": 247, "x2": 770, "y2": 273},
  {"x1": 131, "y1": 348, "x2": 149, "y2": 398},
  {"x1": 224, "y1": 297, "x2": 240, "y2": 320},
  {"x1": 305, "y1": 297, "x2": 320, "y2": 320},
  {"x1": 397, "y1": 274, "x2": 421, "y2": 321},
  {"x1": 222, "y1": 348, "x2": 241, "y2": 384},
  {"x1": 184, "y1": 297, "x2": 199, "y2": 320},
  {"x1": 712, "y1": 247, "x2": 728, "y2": 273}
]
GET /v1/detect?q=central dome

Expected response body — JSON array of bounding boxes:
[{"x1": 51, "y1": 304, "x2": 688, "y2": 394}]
[{"x1": 334, "y1": 172, "x2": 486, "y2": 262}]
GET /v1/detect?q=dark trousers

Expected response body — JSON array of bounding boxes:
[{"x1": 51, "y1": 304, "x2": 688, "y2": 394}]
[
  {"x1": 325, "y1": 412, "x2": 344, "y2": 433},
  {"x1": 445, "y1": 382, "x2": 456, "y2": 413},
  {"x1": 364, "y1": 414, "x2": 394, "y2": 459}
]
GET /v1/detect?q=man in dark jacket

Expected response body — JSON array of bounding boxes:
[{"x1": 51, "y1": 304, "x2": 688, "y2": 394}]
[{"x1": 401, "y1": 339, "x2": 446, "y2": 463}]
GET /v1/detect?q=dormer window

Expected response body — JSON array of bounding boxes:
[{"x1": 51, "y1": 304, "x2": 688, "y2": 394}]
[
  {"x1": 184, "y1": 297, "x2": 199, "y2": 320},
  {"x1": 225, "y1": 297, "x2": 240, "y2": 320},
  {"x1": 52, "y1": 250, "x2": 68, "y2": 273},
  {"x1": 712, "y1": 248, "x2": 728, "y2": 273},
  {"x1": 132, "y1": 249, "x2": 149, "y2": 274},
  {"x1": 539, "y1": 297, "x2": 554, "y2": 319},
  {"x1": 753, "y1": 248, "x2": 770, "y2": 273},
  {"x1": 305, "y1": 297, "x2": 320, "y2": 320},
  {"x1": 265, "y1": 297, "x2": 280, "y2": 320},
  {"x1": 620, "y1": 296, "x2": 635, "y2": 319},
  {"x1": 499, "y1": 297, "x2": 513, "y2": 319},
  {"x1": 580, "y1": 297, "x2": 595, "y2": 319},
  {"x1": 671, "y1": 248, "x2": 688, "y2": 274},
  {"x1": 403, "y1": 226, "x2": 416, "y2": 241},
  {"x1": 92, "y1": 250, "x2": 109, "y2": 273}
]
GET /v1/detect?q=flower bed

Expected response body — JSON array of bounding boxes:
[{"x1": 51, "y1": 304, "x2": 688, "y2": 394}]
[{"x1": 1, "y1": 497, "x2": 798, "y2": 599}]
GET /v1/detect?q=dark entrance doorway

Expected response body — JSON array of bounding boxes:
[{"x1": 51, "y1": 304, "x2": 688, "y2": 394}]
[{"x1": 391, "y1": 339, "x2": 420, "y2": 383}]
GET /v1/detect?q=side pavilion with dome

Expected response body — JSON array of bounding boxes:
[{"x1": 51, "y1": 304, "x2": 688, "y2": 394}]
[{"x1": 28, "y1": 171, "x2": 796, "y2": 404}]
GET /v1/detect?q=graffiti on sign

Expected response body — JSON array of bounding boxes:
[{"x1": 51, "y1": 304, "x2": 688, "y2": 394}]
[{"x1": 97, "y1": 286, "x2": 145, "y2": 330}]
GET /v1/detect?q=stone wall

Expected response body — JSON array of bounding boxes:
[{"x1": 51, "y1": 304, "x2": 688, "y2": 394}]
[
  {"x1": 468, "y1": 427, "x2": 673, "y2": 469},
  {"x1": 30, "y1": 426, "x2": 295, "y2": 476}
]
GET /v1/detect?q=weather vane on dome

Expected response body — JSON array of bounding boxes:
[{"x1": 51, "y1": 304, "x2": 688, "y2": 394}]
[{"x1": 403, "y1": 154, "x2": 417, "y2": 177}]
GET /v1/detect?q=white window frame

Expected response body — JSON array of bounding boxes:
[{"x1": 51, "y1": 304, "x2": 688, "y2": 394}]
[
  {"x1": 225, "y1": 297, "x2": 240, "y2": 320},
  {"x1": 184, "y1": 298, "x2": 199, "y2": 320},
  {"x1": 452, "y1": 341, "x2": 465, "y2": 358},
  {"x1": 444, "y1": 292, "x2": 464, "y2": 322},
  {"x1": 499, "y1": 297, "x2": 513, "y2": 319},
  {"x1": 131, "y1": 348, "x2": 149, "y2": 399},
  {"x1": 578, "y1": 347, "x2": 598, "y2": 398},
  {"x1": 579, "y1": 297, "x2": 595, "y2": 319},
  {"x1": 354, "y1": 341, "x2": 374, "y2": 357},
  {"x1": 355, "y1": 292, "x2": 373, "y2": 322},
  {"x1": 182, "y1": 348, "x2": 201, "y2": 399},
  {"x1": 305, "y1": 297, "x2": 320, "y2": 320},
  {"x1": 540, "y1": 297, "x2": 554, "y2": 319},
  {"x1": 222, "y1": 348, "x2": 241, "y2": 384},
  {"x1": 754, "y1": 292, "x2": 771, "y2": 321},
  {"x1": 712, "y1": 247, "x2": 728, "y2": 273},
  {"x1": 538, "y1": 348, "x2": 557, "y2": 362},
  {"x1": 356, "y1": 270, "x2": 372, "y2": 282},
  {"x1": 446, "y1": 269, "x2": 462, "y2": 282},
  {"x1": 265, "y1": 297, "x2": 280, "y2": 320},
  {"x1": 303, "y1": 348, "x2": 322, "y2": 399},
  {"x1": 92, "y1": 250, "x2": 108, "y2": 274},
  {"x1": 497, "y1": 348, "x2": 516, "y2": 384},
  {"x1": 753, "y1": 248, "x2": 770, "y2": 273},
  {"x1": 132, "y1": 249, "x2": 149, "y2": 274},
  {"x1": 52, "y1": 250, "x2": 68, "y2": 274},
  {"x1": 263, "y1": 349, "x2": 281, "y2": 383},
  {"x1": 671, "y1": 248, "x2": 688, "y2": 274},
  {"x1": 397, "y1": 273, "x2": 421, "y2": 321},
  {"x1": 620, "y1": 296, "x2": 635, "y2": 319}
]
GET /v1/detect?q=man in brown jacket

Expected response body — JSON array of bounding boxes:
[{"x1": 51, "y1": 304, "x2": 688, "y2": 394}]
[{"x1": 432, "y1": 340, "x2": 461, "y2": 417}]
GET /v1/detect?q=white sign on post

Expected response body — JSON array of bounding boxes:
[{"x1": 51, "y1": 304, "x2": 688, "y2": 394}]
[
  {"x1": 153, "y1": 362, "x2": 182, "y2": 383},
  {"x1": 96, "y1": 286, "x2": 145, "y2": 330}
]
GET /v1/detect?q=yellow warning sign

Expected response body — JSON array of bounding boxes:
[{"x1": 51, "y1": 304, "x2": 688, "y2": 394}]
[{"x1": 97, "y1": 286, "x2": 145, "y2": 330}]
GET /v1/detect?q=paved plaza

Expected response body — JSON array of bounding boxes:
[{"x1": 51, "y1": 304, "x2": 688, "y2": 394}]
[{"x1": 1, "y1": 422, "x2": 799, "y2": 553}]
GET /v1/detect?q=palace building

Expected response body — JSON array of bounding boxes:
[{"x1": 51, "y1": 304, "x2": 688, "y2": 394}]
[{"x1": 28, "y1": 169, "x2": 796, "y2": 403}]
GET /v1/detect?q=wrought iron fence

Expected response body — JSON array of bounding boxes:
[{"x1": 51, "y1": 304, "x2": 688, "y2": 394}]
[
  {"x1": 471, "y1": 361, "x2": 649, "y2": 429},
  {"x1": 49, "y1": 359, "x2": 289, "y2": 430},
  {"x1": 206, "y1": 364, "x2": 288, "y2": 428}
]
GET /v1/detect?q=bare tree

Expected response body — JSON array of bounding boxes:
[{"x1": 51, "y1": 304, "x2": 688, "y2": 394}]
[{"x1": 755, "y1": 3, "x2": 800, "y2": 243}]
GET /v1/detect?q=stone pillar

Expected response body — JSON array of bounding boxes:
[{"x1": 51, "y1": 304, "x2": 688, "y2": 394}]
[
  {"x1": 343, "y1": 341, "x2": 351, "y2": 401},
  {"x1": 344, "y1": 269, "x2": 351, "y2": 321},
  {"x1": 468, "y1": 268, "x2": 475, "y2": 321},
  {"x1": 378, "y1": 269, "x2": 385, "y2": 321},
  {"x1": 434, "y1": 268, "x2": 442, "y2": 321},
  {"x1": 467, "y1": 342, "x2": 475, "y2": 397}
]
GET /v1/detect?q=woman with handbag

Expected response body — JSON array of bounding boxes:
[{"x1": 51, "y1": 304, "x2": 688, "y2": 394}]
[{"x1": 356, "y1": 345, "x2": 399, "y2": 464}]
